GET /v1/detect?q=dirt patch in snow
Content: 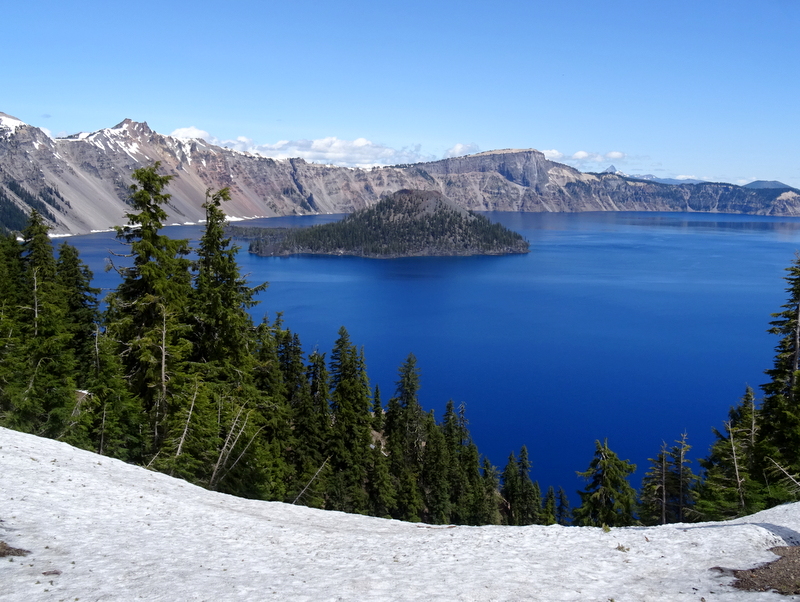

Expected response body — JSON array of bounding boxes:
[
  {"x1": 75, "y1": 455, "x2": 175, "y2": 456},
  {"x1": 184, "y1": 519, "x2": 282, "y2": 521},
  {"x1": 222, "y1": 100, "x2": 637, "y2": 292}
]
[
  {"x1": 733, "y1": 546, "x2": 800, "y2": 595},
  {"x1": 0, "y1": 541, "x2": 30, "y2": 557}
]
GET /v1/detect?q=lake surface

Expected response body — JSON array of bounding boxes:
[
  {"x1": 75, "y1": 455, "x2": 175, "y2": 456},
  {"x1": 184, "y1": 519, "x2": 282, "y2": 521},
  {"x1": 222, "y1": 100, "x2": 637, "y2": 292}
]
[{"x1": 68, "y1": 212, "x2": 800, "y2": 499}]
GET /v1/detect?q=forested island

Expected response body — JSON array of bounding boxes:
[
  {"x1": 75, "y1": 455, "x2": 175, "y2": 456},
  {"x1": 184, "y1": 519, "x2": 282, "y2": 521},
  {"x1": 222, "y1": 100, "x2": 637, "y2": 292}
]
[
  {"x1": 231, "y1": 189, "x2": 530, "y2": 258},
  {"x1": 2, "y1": 163, "x2": 800, "y2": 529}
]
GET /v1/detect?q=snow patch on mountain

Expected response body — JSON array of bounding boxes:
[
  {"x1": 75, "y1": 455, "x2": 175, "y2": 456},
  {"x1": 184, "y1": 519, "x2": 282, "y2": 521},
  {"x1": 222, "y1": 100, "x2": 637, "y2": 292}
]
[{"x1": 0, "y1": 113, "x2": 25, "y2": 136}]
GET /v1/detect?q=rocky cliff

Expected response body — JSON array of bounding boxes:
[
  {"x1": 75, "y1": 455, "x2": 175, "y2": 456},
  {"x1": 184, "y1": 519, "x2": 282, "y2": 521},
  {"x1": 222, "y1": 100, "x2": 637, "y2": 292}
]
[{"x1": 1, "y1": 113, "x2": 798, "y2": 234}]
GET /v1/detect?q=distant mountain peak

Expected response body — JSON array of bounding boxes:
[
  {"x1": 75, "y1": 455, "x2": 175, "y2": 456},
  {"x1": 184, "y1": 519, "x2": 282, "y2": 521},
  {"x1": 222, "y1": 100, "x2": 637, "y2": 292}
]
[
  {"x1": 744, "y1": 180, "x2": 796, "y2": 190},
  {"x1": 603, "y1": 165, "x2": 619, "y2": 174},
  {"x1": 0, "y1": 112, "x2": 27, "y2": 135}
]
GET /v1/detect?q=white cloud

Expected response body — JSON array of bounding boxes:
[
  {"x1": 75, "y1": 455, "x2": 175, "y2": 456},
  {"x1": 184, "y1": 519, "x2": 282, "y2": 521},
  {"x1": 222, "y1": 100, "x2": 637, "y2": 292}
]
[
  {"x1": 540, "y1": 150, "x2": 629, "y2": 169},
  {"x1": 542, "y1": 149, "x2": 564, "y2": 161},
  {"x1": 240, "y1": 137, "x2": 437, "y2": 167},
  {"x1": 198, "y1": 134, "x2": 432, "y2": 167},
  {"x1": 444, "y1": 143, "x2": 480, "y2": 158},
  {"x1": 171, "y1": 126, "x2": 211, "y2": 141},
  {"x1": 174, "y1": 125, "x2": 497, "y2": 167},
  {"x1": 676, "y1": 175, "x2": 698, "y2": 180}
]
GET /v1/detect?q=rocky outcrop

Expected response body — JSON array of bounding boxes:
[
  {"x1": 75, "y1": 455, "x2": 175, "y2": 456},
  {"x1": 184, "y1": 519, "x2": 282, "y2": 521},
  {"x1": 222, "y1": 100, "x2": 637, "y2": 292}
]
[{"x1": 1, "y1": 113, "x2": 798, "y2": 234}]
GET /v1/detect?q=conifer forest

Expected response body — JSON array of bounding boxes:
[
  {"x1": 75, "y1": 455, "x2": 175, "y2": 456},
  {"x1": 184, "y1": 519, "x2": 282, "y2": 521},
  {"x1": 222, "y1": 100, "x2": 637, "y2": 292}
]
[{"x1": 3, "y1": 163, "x2": 800, "y2": 527}]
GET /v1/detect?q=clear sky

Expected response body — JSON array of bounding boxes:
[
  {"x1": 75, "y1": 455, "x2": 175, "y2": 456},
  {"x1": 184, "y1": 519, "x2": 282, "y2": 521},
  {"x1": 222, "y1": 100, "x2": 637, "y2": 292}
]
[{"x1": 5, "y1": 0, "x2": 800, "y2": 186}]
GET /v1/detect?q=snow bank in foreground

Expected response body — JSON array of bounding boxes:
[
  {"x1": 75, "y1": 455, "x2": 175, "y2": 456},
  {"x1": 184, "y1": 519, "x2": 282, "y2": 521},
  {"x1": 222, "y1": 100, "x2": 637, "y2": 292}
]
[{"x1": 1, "y1": 427, "x2": 799, "y2": 601}]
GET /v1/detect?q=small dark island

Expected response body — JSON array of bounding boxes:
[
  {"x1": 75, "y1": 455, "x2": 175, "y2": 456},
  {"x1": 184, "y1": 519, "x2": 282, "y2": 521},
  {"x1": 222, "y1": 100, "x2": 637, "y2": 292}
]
[{"x1": 232, "y1": 189, "x2": 530, "y2": 258}]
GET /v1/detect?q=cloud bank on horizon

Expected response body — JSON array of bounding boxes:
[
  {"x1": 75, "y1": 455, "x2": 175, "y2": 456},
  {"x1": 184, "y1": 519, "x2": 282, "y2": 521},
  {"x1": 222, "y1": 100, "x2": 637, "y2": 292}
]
[{"x1": 172, "y1": 126, "x2": 629, "y2": 172}]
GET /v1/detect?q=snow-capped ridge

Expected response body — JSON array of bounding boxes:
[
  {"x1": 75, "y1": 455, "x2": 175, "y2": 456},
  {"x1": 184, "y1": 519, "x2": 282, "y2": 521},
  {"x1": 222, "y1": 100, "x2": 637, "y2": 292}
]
[{"x1": 0, "y1": 112, "x2": 27, "y2": 136}]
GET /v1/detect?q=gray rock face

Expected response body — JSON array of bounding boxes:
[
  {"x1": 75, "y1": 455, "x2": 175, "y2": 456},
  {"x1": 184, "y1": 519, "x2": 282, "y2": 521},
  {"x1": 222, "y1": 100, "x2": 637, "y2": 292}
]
[{"x1": 1, "y1": 113, "x2": 798, "y2": 234}]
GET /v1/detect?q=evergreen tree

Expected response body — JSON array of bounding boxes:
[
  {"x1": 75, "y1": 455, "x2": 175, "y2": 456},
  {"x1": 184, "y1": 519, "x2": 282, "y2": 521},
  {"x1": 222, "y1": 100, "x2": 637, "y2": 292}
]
[
  {"x1": 372, "y1": 384, "x2": 384, "y2": 432},
  {"x1": 190, "y1": 187, "x2": 266, "y2": 373},
  {"x1": 542, "y1": 486, "x2": 557, "y2": 525},
  {"x1": 289, "y1": 350, "x2": 331, "y2": 508},
  {"x1": 439, "y1": 400, "x2": 487, "y2": 523},
  {"x1": 104, "y1": 163, "x2": 193, "y2": 457},
  {"x1": 757, "y1": 254, "x2": 800, "y2": 481},
  {"x1": 0, "y1": 234, "x2": 24, "y2": 426},
  {"x1": 249, "y1": 317, "x2": 294, "y2": 500},
  {"x1": 479, "y1": 458, "x2": 502, "y2": 525},
  {"x1": 327, "y1": 327, "x2": 372, "y2": 513},
  {"x1": 421, "y1": 410, "x2": 451, "y2": 523},
  {"x1": 384, "y1": 353, "x2": 427, "y2": 521},
  {"x1": 640, "y1": 442, "x2": 670, "y2": 525},
  {"x1": 697, "y1": 387, "x2": 767, "y2": 519},
  {"x1": 2, "y1": 210, "x2": 85, "y2": 444},
  {"x1": 85, "y1": 327, "x2": 145, "y2": 462},
  {"x1": 55, "y1": 242, "x2": 100, "y2": 387},
  {"x1": 574, "y1": 439, "x2": 638, "y2": 527},
  {"x1": 555, "y1": 487, "x2": 572, "y2": 526},
  {"x1": 639, "y1": 434, "x2": 698, "y2": 525},
  {"x1": 501, "y1": 446, "x2": 541, "y2": 525}
]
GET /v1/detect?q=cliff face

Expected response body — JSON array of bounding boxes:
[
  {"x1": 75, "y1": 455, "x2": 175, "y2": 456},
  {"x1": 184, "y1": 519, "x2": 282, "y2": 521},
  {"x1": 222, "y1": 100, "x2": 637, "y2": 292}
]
[{"x1": 1, "y1": 113, "x2": 798, "y2": 234}]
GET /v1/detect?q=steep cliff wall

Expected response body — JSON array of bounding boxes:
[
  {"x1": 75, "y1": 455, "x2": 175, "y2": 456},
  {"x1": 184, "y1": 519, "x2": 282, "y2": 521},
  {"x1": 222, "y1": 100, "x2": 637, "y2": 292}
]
[{"x1": 1, "y1": 113, "x2": 798, "y2": 234}]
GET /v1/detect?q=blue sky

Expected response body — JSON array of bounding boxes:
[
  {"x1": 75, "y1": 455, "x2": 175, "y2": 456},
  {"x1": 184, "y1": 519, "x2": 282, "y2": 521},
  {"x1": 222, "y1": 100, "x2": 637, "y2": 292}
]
[{"x1": 5, "y1": 0, "x2": 800, "y2": 186}]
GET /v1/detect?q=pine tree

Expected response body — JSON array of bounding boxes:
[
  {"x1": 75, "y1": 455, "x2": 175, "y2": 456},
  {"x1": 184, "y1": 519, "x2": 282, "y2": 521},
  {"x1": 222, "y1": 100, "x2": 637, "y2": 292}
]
[
  {"x1": 190, "y1": 186, "x2": 266, "y2": 376},
  {"x1": 384, "y1": 353, "x2": 427, "y2": 521},
  {"x1": 0, "y1": 234, "x2": 25, "y2": 426},
  {"x1": 479, "y1": 457, "x2": 502, "y2": 525},
  {"x1": 421, "y1": 410, "x2": 451, "y2": 523},
  {"x1": 86, "y1": 327, "x2": 145, "y2": 461},
  {"x1": 327, "y1": 327, "x2": 372, "y2": 513},
  {"x1": 289, "y1": 350, "x2": 331, "y2": 508},
  {"x1": 640, "y1": 435, "x2": 699, "y2": 525},
  {"x1": 542, "y1": 486, "x2": 557, "y2": 525},
  {"x1": 574, "y1": 439, "x2": 638, "y2": 527},
  {"x1": 757, "y1": 254, "x2": 800, "y2": 480},
  {"x1": 104, "y1": 163, "x2": 193, "y2": 458},
  {"x1": 55, "y1": 242, "x2": 100, "y2": 387},
  {"x1": 2, "y1": 210, "x2": 85, "y2": 443},
  {"x1": 640, "y1": 442, "x2": 670, "y2": 525},
  {"x1": 697, "y1": 387, "x2": 767, "y2": 519},
  {"x1": 501, "y1": 446, "x2": 541, "y2": 525},
  {"x1": 555, "y1": 487, "x2": 572, "y2": 525},
  {"x1": 248, "y1": 317, "x2": 293, "y2": 501}
]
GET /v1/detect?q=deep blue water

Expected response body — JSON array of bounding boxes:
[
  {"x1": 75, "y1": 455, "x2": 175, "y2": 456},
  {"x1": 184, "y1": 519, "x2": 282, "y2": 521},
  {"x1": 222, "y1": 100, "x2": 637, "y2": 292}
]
[{"x1": 66, "y1": 212, "x2": 800, "y2": 500}]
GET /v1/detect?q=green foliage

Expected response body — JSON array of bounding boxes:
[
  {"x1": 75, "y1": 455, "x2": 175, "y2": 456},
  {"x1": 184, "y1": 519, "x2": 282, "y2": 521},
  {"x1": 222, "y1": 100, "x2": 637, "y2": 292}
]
[
  {"x1": 0, "y1": 165, "x2": 560, "y2": 527},
  {"x1": 556, "y1": 487, "x2": 572, "y2": 525},
  {"x1": 104, "y1": 163, "x2": 193, "y2": 456},
  {"x1": 0, "y1": 211, "x2": 86, "y2": 444},
  {"x1": 639, "y1": 433, "x2": 699, "y2": 525},
  {"x1": 756, "y1": 254, "x2": 800, "y2": 483},
  {"x1": 239, "y1": 189, "x2": 530, "y2": 257},
  {"x1": 4, "y1": 181, "x2": 57, "y2": 222},
  {"x1": 327, "y1": 327, "x2": 372, "y2": 513},
  {"x1": 0, "y1": 187, "x2": 31, "y2": 232},
  {"x1": 696, "y1": 387, "x2": 768, "y2": 519},
  {"x1": 574, "y1": 439, "x2": 638, "y2": 527},
  {"x1": 501, "y1": 447, "x2": 542, "y2": 525}
]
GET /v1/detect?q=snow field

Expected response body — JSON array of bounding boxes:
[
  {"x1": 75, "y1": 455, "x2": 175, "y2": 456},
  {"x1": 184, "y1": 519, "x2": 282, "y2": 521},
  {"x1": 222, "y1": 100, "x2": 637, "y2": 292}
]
[{"x1": 1, "y1": 426, "x2": 798, "y2": 601}]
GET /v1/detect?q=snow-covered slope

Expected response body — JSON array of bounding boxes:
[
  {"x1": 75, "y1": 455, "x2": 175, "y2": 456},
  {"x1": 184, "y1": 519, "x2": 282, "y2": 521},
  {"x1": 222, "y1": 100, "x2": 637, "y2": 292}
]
[{"x1": 1, "y1": 427, "x2": 799, "y2": 601}]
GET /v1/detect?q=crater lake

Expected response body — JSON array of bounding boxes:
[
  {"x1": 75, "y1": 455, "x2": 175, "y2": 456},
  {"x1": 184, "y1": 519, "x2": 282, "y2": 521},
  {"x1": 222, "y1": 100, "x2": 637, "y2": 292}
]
[{"x1": 67, "y1": 211, "x2": 800, "y2": 499}]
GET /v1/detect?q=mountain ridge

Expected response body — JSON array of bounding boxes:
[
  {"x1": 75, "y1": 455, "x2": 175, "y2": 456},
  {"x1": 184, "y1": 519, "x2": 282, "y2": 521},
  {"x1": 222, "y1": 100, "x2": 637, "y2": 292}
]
[{"x1": 1, "y1": 113, "x2": 799, "y2": 234}]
